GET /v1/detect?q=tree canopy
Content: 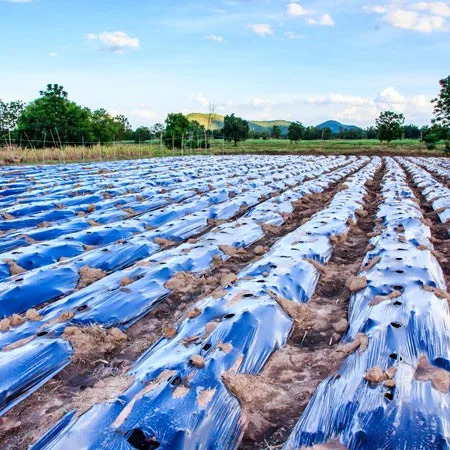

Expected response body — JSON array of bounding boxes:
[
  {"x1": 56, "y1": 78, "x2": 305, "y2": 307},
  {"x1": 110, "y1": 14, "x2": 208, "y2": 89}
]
[
  {"x1": 287, "y1": 121, "x2": 305, "y2": 142},
  {"x1": 432, "y1": 76, "x2": 450, "y2": 129},
  {"x1": 222, "y1": 114, "x2": 249, "y2": 146},
  {"x1": 376, "y1": 111, "x2": 405, "y2": 142},
  {"x1": 163, "y1": 113, "x2": 206, "y2": 149},
  {"x1": 0, "y1": 100, "x2": 25, "y2": 142}
]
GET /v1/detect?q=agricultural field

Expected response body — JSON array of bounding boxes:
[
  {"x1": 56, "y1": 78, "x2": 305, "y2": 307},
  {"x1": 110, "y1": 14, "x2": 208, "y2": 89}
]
[
  {"x1": 0, "y1": 138, "x2": 444, "y2": 166},
  {"x1": 0, "y1": 155, "x2": 450, "y2": 449}
]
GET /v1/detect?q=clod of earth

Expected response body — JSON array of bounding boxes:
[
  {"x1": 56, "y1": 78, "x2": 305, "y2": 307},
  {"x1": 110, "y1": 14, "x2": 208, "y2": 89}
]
[
  {"x1": 190, "y1": 355, "x2": 205, "y2": 368},
  {"x1": 414, "y1": 355, "x2": 450, "y2": 393},
  {"x1": 154, "y1": 237, "x2": 176, "y2": 248},
  {"x1": 5, "y1": 259, "x2": 26, "y2": 276},
  {"x1": 77, "y1": 265, "x2": 106, "y2": 290},
  {"x1": 336, "y1": 333, "x2": 369, "y2": 355},
  {"x1": 365, "y1": 367, "x2": 384, "y2": 383},
  {"x1": 346, "y1": 276, "x2": 368, "y2": 293},
  {"x1": 63, "y1": 326, "x2": 127, "y2": 360},
  {"x1": 25, "y1": 309, "x2": 42, "y2": 321}
]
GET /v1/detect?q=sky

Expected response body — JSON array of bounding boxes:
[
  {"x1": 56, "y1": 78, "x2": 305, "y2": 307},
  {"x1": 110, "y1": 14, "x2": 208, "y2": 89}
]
[{"x1": 1, "y1": 0, "x2": 449, "y2": 128}]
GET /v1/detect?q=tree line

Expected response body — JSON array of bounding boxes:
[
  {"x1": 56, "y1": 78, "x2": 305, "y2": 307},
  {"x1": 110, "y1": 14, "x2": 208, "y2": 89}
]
[{"x1": 1, "y1": 76, "x2": 449, "y2": 150}]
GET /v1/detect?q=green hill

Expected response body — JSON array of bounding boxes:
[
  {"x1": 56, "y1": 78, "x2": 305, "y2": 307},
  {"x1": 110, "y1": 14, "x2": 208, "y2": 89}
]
[
  {"x1": 186, "y1": 113, "x2": 225, "y2": 130},
  {"x1": 186, "y1": 113, "x2": 291, "y2": 134}
]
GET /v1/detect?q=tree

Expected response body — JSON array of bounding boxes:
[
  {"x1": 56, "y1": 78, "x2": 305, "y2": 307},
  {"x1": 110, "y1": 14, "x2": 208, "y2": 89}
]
[
  {"x1": 376, "y1": 111, "x2": 405, "y2": 142},
  {"x1": 163, "y1": 113, "x2": 204, "y2": 149},
  {"x1": 287, "y1": 122, "x2": 305, "y2": 142},
  {"x1": 114, "y1": 115, "x2": 134, "y2": 141},
  {"x1": 404, "y1": 124, "x2": 421, "y2": 139},
  {"x1": 0, "y1": 100, "x2": 25, "y2": 142},
  {"x1": 432, "y1": 75, "x2": 450, "y2": 129},
  {"x1": 134, "y1": 126, "x2": 152, "y2": 143},
  {"x1": 271, "y1": 125, "x2": 281, "y2": 139},
  {"x1": 303, "y1": 126, "x2": 321, "y2": 140},
  {"x1": 17, "y1": 84, "x2": 93, "y2": 147},
  {"x1": 90, "y1": 109, "x2": 122, "y2": 144},
  {"x1": 321, "y1": 127, "x2": 332, "y2": 140},
  {"x1": 222, "y1": 114, "x2": 249, "y2": 146},
  {"x1": 365, "y1": 126, "x2": 378, "y2": 139},
  {"x1": 152, "y1": 123, "x2": 164, "y2": 136},
  {"x1": 422, "y1": 125, "x2": 450, "y2": 150}
]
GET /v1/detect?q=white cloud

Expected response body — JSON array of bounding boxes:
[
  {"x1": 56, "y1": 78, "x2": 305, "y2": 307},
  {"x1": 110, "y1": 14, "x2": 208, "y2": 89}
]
[
  {"x1": 307, "y1": 14, "x2": 335, "y2": 26},
  {"x1": 308, "y1": 93, "x2": 372, "y2": 106},
  {"x1": 363, "y1": 5, "x2": 388, "y2": 14},
  {"x1": 87, "y1": 31, "x2": 140, "y2": 53},
  {"x1": 366, "y1": 2, "x2": 449, "y2": 32},
  {"x1": 250, "y1": 97, "x2": 270, "y2": 106},
  {"x1": 284, "y1": 31, "x2": 304, "y2": 39},
  {"x1": 205, "y1": 34, "x2": 225, "y2": 43},
  {"x1": 249, "y1": 24, "x2": 274, "y2": 37},
  {"x1": 130, "y1": 109, "x2": 157, "y2": 121},
  {"x1": 48, "y1": 52, "x2": 57, "y2": 57},
  {"x1": 1, "y1": 0, "x2": 32, "y2": 3},
  {"x1": 413, "y1": 1, "x2": 450, "y2": 17},
  {"x1": 190, "y1": 92, "x2": 209, "y2": 108},
  {"x1": 385, "y1": 8, "x2": 447, "y2": 32},
  {"x1": 287, "y1": 3, "x2": 309, "y2": 17},
  {"x1": 331, "y1": 86, "x2": 432, "y2": 124},
  {"x1": 376, "y1": 86, "x2": 406, "y2": 105}
]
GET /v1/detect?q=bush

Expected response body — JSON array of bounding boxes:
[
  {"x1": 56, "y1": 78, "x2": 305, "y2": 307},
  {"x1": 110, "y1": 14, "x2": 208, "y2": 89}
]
[
  {"x1": 444, "y1": 141, "x2": 450, "y2": 156},
  {"x1": 422, "y1": 132, "x2": 439, "y2": 150}
]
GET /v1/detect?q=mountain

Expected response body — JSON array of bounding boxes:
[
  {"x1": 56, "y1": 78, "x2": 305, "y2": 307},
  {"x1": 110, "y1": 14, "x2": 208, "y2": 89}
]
[
  {"x1": 187, "y1": 114, "x2": 360, "y2": 135},
  {"x1": 186, "y1": 113, "x2": 291, "y2": 134},
  {"x1": 316, "y1": 120, "x2": 361, "y2": 133},
  {"x1": 186, "y1": 113, "x2": 224, "y2": 130}
]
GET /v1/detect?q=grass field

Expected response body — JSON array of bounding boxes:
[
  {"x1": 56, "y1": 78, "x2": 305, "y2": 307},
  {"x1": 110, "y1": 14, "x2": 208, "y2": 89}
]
[{"x1": 0, "y1": 138, "x2": 445, "y2": 164}]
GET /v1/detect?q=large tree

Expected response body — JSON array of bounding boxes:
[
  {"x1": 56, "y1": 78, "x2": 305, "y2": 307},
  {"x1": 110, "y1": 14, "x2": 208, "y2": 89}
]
[
  {"x1": 114, "y1": 114, "x2": 134, "y2": 141},
  {"x1": 163, "y1": 113, "x2": 205, "y2": 149},
  {"x1": 432, "y1": 75, "x2": 450, "y2": 129},
  {"x1": 222, "y1": 114, "x2": 249, "y2": 146},
  {"x1": 271, "y1": 125, "x2": 281, "y2": 139},
  {"x1": 287, "y1": 121, "x2": 305, "y2": 142},
  {"x1": 90, "y1": 109, "x2": 123, "y2": 144},
  {"x1": 17, "y1": 84, "x2": 93, "y2": 146},
  {"x1": 376, "y1": 111, "x2": 405, "y2": 142}
]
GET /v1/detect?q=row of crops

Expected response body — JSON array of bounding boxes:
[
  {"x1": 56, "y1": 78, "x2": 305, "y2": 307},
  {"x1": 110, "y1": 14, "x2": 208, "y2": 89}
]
[{"x1": 0, "y1": 155, "x2": 449, "y2": 449}]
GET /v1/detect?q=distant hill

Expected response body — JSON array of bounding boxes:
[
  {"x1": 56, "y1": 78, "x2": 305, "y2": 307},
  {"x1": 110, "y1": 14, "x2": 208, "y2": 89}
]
[
  {"x1": 186, "y1": 113, "x2": 291, "y2": 134},
  {"x1": 186, "y1": 113, "x2": 224, "y2": 130},
  {"x1": 187, "y1": 114, "x2": 360, "y2": 135},
  {"x1": 317, "y1": 120, "x2": 361, "y2": 133}
]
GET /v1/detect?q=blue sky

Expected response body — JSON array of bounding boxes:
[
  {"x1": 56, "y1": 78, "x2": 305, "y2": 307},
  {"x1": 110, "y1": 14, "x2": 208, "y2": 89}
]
[{"x1": 1, "y1": 0, "x2": 449, "y2": 127}]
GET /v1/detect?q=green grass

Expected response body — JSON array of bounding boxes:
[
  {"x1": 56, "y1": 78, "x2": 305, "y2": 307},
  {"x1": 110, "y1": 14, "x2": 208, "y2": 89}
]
[{"x1": 1, "y1": 139, "x2": 445, "y2": 165}]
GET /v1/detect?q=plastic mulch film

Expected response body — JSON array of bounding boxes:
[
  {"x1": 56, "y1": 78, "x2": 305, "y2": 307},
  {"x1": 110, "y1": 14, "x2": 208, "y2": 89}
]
[
  {"x1": 400, "y1": 157, "x2": 450, "y2": 227},
  {"x1": 0, "y1": 156, "x2": 357, "y2": 417},
  {"x1": 0, "y1": 160, "x2": 346, "y2": 317},
  {"x1": 29, "y1": 158, "x2": 381, "y2": 450},
  {"x1": 283, "y1": 157, "x2": 450, "y2": 450}
]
